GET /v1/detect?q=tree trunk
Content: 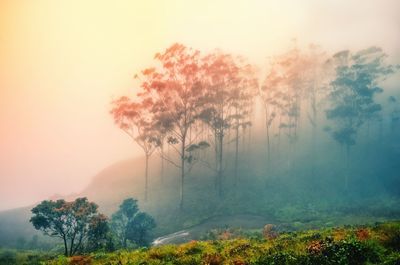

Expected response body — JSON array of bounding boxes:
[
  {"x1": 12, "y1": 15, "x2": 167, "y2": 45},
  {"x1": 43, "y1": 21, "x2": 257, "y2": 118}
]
[
  {"x1": 63, "y1": 236, "x2": 68, "y2": 256},
  {"x1": 345, "y1": 144, "x2": 350, "y2": 191},
  {"x1": 217, "y1": 133, "x2": 224, "y2": 198},
  {"x1": 266, "y1": 124, "x2": 271, "y2": 166},
  {"x1": 160, "y1": 144, "x2": 164, "y2": 184},
  {"x1": 311, "y1": 123, "x2": 317, "y2": 177},
  {"x1": 69, "y1": 234, "x2": 75, "y2": 256},
  {"x1": 265, "y1": 105, "x2": 271, "y2": 166},
  {"x1": 144, "y1": 153, "x2": 149, "y2": 202},
  {"x1": 278, "y1": 115, "x2": 282, "y2": 160},
  {"x1": 179, "y1": 137, "x2": 186, "y2": 210},
  {"x1": 311, "y1": 102, "x2": 317, "y2": 178},
  {"x1": 72, "y1": 234, "x2": 83, "y2": 256},
  {"x1": 234, "y1": 127, "x2": 239, "y2": 190}
]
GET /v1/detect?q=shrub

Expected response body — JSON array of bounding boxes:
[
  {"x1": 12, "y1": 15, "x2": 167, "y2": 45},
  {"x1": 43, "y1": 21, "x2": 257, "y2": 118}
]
[
  {"x1": 306, "y1": 238, "x2": 378, "y2": 265},
  {"x1": 202, "y1": 253, "x2": 223, "y2": 265},
  {"x1": 257, "y1": 251, "x2": 298, "y2": 265},
  {"x1": 380, "y1": 223, "x2": 400, "y2": 251}
]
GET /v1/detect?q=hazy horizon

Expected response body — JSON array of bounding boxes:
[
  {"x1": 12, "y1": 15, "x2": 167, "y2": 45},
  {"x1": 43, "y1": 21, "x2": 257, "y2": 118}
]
[{"x1": 1, "y1": 0, "x2": 399, "y2": 211}]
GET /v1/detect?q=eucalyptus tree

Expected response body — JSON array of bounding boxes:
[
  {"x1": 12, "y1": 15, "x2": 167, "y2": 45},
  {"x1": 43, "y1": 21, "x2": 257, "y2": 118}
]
[
  {"x1": 230, "y1": 60, "x2": 258, "y2": 187},
  {"x1": 143, "y1": 43, "x2": 209, "y2": 210},
  {"x1": 262, "y1": 47, "x2": 308, "y2": 167},
  {"x1": 110, "y1": 95, "x2": 158, "y2": 202},
  {"x1": 302, "y1": 45, "x2": 333, "y2": 175},
  {"x1": 260, "y1": 60, "x2": 282, "y2": 163},
  {"x1": 325, "y1": 47, "x2": 395, "y2": 190},
  {"x1": 198, "y1": 51, "x2": 241, "y2": 197}
]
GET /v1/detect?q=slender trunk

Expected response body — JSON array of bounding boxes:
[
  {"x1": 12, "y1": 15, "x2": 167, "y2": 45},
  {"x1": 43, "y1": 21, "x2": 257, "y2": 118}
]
[
  {"x1": 72, "y1": 234, "x2": 83, "y2": 256},
  {"x1": 242, "y1": 128, "x2": 246, "y2": 155},
  {"x1": 160, "y1": 144, "x2": 164, "y2": 184},
  {"x1": 179, "y1": 137, "x2": 186, "y2": 210},
  {"x1": 311, "y1": 104, "x2": 317, "y2": 177},
  {"x1": 292, "y1": 116, "x2": 298, "y2": 170},
  {"x1": 234, "y1": 126, "x2": 239, "y2": 190},
  {"x1": 145, "y1": 153, "x2": 149, "y2": 202},
  {"x1": 69, "y1": 233, "x2": 75, "y2": 256},
  {"x1": 345, "y1": 144, "x2": 350, "y2": 191},
  {"x1": 247, "y1": 126, "x2": 252, "y2": 154},
  {"x1": 217, "y1": 133, "x2": 224, "y2": 198},
  {"x1": 278, "y1": 115, "x2": 282, "y2": 160},
  {"x1": 311, "y1": 123, "x2": 317, "y2": 177},
  {"x1": 214, "y1": 132, "x2": 219, "y2": 191},
  {"x1": 63, "y1": 235, "x2": 68, "y2": 256},
  {"x1": 266, "y1": 124, "x2": 270, "y2": 166}
]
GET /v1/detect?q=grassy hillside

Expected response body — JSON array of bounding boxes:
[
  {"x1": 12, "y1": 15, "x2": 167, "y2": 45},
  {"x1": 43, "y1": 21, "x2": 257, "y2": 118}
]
[{"x1": 2, "y1": 221, "x2": 399, "y2": 265}]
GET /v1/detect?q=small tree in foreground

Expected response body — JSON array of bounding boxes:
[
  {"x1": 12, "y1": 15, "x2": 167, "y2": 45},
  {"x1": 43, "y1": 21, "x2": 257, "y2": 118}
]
[
  {"x1": 30, "y1": 197, "x2": 107, "y2": 256},
  {"x1": 111, "y1": 198, "x2": 156, "y2": 248}
]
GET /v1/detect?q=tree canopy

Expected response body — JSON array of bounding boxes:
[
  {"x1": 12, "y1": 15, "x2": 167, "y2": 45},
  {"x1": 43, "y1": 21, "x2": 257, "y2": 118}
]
[{"x1": 30, "y1": 197, "x2": 106, "y2": 256}]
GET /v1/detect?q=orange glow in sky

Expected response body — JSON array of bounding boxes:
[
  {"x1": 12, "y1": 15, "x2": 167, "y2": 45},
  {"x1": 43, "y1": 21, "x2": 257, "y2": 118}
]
[{"x1": 0, "y1": 0, "x2": 399, "y2": 210}]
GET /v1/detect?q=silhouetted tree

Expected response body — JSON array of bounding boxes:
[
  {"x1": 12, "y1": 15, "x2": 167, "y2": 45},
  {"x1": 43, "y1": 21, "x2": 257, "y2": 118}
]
[{"x1": 325, "y1": 47, "x2": 395, "y2": 190}]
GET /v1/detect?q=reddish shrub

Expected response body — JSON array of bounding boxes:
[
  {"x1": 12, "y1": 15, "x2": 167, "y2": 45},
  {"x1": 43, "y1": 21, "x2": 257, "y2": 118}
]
[
  {"x1": 356, "y1": 228, "x2": 370, "y2": 241},
  {"x1": 306, "y1": 240, "x2": 325, "y2": 255},
  {"x1": 203, "y1": 253, "x2": 223, "y2": 265},
  {"x1": 69, "y1": 255, "x2": 92, "y2": 265}
]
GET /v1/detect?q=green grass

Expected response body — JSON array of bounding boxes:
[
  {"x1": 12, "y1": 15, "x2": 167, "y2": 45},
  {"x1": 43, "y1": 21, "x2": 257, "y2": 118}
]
[{"x1": 13, "y1": 220, "x2": 396, "y2": 265}]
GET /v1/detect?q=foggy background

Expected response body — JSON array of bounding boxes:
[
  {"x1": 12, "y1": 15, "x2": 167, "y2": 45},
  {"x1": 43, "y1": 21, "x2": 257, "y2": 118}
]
[{"x1": 0, "y1": 0, "x2": 399, "y2": 211}]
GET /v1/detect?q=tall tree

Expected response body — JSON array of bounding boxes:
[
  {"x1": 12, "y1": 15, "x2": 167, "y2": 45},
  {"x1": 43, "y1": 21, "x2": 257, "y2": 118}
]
[
  {"x1": 111, "y1": 96, "x2": 158, "y2": 202},
  {"x1": 199, "y1": 51, "x2": 241, "y2": 197},
  {"x1": 230, "y1": 59, "x2": 258, "y2": 189},
  {"x1": 302, "y1": 45, "x2": 333, "y2": 175},
  {"x1": 262, "y1": 46, "x2": 308, "y2": 168},
  {"x1": 261, "y1": 60, "x2": 283, "y2": 164},
  {"x1": 325, "y1": 47, "x2": 395, "y2": 190},
  {"x1": 146, "y1": 43, "x2": 209, "y2": 210}
]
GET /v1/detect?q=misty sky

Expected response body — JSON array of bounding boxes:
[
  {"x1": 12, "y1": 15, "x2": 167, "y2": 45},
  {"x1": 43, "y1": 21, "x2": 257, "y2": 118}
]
[{"x1": 0, "y1": 0, "x2": 399, "y2": 211}]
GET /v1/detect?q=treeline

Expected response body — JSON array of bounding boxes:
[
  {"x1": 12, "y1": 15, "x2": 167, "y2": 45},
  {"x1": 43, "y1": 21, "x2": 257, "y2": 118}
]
[{"x1": 111, "y1": 43, "x2": 399, "y2": 210}]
